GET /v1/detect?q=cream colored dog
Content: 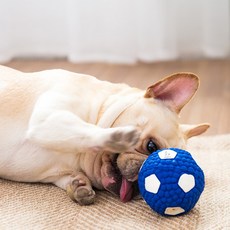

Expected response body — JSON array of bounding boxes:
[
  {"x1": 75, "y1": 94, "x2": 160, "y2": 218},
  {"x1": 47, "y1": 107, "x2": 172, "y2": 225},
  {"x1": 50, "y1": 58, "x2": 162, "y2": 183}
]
[{"x1": 0, "y1": 65, "x2": 209, "y2": 205}]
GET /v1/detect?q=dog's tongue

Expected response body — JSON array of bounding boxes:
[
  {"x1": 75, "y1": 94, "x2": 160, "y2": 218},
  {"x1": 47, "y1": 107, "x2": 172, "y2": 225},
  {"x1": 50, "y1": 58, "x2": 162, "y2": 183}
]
[{"x1": 120, "y1": 177, "x2": 133, "y2": 202}]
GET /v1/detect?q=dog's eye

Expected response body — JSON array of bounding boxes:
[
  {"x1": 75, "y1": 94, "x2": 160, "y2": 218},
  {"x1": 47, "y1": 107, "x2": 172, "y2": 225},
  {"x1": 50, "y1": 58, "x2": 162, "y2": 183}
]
[{"x1": 146, "y1": 140, "x2": 158, "y2": 153}]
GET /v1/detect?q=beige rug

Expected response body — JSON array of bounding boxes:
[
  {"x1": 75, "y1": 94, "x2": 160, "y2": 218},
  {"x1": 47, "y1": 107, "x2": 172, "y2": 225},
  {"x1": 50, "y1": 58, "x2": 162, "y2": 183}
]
[{"x1": 0, "y1": 134, "x2": 230, "y2": 230}]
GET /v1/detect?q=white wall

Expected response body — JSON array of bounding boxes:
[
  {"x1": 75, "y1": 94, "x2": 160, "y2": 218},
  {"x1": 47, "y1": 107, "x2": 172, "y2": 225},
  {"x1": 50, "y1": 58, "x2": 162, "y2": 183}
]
[
  {"x1": 0, "y1": 0, "x2": 229, "y2": 63},
  {"x1": 0, "y1": 0, "x2": 69, "y2": 61}
]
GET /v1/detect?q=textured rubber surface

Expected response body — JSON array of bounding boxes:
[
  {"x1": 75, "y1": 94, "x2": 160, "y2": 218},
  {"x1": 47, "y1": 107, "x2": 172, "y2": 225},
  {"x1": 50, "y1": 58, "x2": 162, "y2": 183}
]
[{"x1": 138, "y1": 148, "x2": 205, "y2": 216}]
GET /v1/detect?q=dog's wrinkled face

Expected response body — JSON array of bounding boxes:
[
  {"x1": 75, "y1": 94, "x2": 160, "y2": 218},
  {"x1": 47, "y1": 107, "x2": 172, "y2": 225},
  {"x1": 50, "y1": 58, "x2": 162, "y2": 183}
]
[{"x1": 100, "y1": 73, "x2": 209, "y2": 202}]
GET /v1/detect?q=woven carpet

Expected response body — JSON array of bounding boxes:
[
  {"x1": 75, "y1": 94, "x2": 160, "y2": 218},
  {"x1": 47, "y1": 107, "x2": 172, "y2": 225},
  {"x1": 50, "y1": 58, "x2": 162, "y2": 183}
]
[{"x1": 0, "y1": 134, "x2": 230, "y2": 230}]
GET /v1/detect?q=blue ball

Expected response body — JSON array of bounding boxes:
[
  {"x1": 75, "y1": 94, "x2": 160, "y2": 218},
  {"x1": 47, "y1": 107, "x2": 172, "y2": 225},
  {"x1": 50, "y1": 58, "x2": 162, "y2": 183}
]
[{"x1": 138, "y1": 148, "x2": 205, "y2": 216}]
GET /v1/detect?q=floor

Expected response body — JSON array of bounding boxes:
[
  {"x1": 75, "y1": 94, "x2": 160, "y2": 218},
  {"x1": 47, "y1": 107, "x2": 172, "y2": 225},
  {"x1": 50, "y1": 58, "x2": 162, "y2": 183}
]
[{"x1": 3, "y1": 59, "x2": 230, "y2": 136}]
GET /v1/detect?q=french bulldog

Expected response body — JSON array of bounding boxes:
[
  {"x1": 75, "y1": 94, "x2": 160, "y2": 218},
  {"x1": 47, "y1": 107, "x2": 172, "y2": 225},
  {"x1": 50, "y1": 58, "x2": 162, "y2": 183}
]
[{"x1": 0, "y1": 65, "x2": 209, "y2": 205}]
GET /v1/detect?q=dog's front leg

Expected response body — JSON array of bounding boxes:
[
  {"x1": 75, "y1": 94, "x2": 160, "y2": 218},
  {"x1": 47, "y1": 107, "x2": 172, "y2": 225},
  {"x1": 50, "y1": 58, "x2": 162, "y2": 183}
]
[
  {"x1": 54, "y1": 172, "x2": 96, "y2": 205},
  {"x1": 26, "y1": 91, "x2": 140, "y2": 153}
]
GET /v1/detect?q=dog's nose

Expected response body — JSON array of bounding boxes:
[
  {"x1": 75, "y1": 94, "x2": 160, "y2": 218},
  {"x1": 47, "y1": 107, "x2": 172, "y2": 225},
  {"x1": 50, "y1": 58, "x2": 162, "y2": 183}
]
[{"x1": 117, "y1": 153, "x2": 147, "y2": 181}]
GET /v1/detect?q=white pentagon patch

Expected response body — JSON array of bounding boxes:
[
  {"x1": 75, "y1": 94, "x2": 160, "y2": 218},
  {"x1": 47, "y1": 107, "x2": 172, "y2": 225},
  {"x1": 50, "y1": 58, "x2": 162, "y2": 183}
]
[
  {"x1": 158, "y1": 149, "x2": 177, "y2": 159},
  {"x1": 145, "y1": 174, "x2": 161, "y2": 194},
  {"x1": 178, "y1": 174, "x2": 195, "y2": 193},
  {"x1": 164, "y1": 207, "x2": 185, "y2": 216}
]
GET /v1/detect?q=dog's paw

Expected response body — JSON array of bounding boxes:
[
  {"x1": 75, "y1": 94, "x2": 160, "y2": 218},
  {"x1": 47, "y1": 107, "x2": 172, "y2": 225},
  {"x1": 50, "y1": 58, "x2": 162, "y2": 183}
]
[
  {"x1": 67, "y1": 175, "x2": 96, "y2": 205},
  {"x1": 74, "y1": 187, "x2": 96, "y2": 206},
  {"x1": 104, "y1": 126, "x2": 141, "y2": 153}
]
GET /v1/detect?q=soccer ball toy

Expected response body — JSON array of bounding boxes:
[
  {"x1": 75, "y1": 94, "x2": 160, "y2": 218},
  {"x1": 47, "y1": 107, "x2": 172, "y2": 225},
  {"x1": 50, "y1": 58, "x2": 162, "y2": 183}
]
[{"x1": 138, "y1": 148, "x2": 205, "y2": 216}]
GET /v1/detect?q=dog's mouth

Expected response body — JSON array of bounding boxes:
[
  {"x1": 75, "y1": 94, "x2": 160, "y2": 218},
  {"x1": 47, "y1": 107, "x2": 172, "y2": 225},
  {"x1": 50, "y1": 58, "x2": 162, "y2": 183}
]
[{"x1": 100, "y1": 153, "x2": 141, "y2": 202}]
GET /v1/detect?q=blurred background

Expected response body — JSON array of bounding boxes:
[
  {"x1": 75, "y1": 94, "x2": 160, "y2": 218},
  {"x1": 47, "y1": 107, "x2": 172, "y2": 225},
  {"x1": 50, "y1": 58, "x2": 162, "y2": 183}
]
[{"x1": 0, "y1": 0, "x2": 229, "y2": 135}]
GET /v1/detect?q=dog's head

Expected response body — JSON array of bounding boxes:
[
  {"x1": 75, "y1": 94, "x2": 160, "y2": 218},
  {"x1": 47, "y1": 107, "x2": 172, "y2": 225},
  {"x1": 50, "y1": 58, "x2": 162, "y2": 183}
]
[{"x1": 100, "y1": 73, "x2": 209, "y2": 202}]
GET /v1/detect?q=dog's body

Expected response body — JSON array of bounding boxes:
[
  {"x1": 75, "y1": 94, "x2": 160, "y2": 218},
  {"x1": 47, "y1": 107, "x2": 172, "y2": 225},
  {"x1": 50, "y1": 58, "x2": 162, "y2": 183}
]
[{"x1": 0, "y1": 65, "x2": 209, "y2": 204}]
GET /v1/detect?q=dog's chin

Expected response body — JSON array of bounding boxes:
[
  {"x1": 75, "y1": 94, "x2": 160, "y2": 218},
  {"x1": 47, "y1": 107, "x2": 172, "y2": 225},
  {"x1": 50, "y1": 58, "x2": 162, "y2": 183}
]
[{"x1": 101, "y1": 153, "x2": 139, "y2": 202}]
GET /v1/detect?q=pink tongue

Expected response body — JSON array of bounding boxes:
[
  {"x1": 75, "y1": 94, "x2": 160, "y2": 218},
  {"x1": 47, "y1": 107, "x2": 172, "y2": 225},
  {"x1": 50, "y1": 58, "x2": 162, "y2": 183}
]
[{"x1": 120, "y1": 177, "x2": 133, "y2": 202}]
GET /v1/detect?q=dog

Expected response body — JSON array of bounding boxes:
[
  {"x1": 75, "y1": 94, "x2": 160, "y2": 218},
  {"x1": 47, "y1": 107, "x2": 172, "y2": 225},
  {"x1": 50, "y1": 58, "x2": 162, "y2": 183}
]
[{"x1": 0, "y1": 65, "x2": 209, "y2": 205}]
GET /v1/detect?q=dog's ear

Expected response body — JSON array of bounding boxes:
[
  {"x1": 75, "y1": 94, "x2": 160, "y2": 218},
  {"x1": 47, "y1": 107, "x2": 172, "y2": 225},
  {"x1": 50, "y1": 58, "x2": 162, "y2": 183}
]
[
  {"x1": 181, "y1": 123, "x2": 210, "y2": 139},
  {"x1": 144, "y1": 73, "x2": 199, "y2": 113}
]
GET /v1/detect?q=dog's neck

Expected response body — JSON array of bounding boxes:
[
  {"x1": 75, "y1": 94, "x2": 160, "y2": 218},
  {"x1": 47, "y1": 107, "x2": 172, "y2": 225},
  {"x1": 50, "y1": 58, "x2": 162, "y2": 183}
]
[{"x1": 97, "y1": 89, "x2": 142, "y2": 128}]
